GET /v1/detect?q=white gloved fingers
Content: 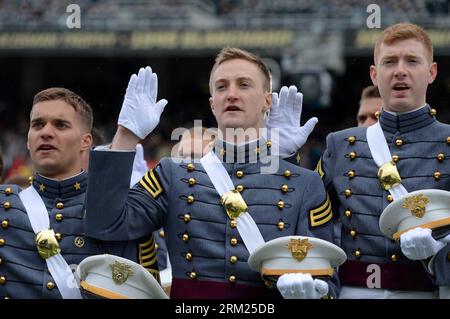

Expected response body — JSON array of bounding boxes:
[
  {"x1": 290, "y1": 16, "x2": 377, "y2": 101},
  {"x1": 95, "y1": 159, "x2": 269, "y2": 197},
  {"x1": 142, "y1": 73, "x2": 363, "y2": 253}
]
[
  {"x1": 136, "y1": 67, "x2": 146, "y2": 95},
  {"x1": 314, "y1": 279, "x2": 329, "y2": 297},
  {"x1": 286, "y1": 85, "x2": 298, "y2": 113},
  {"x1": 278, "y1": 86, "x2": 289, "y2": 110},
  {"x1": 126, "y1": 74, "x2": 138, "y2": 96},
  {"x1": 155, "y1": 99, "x2": 168, "y2": 115},
  {"x1": 150, "y1": 72, "x2": 158, "y2": 102},
  {"x1": 143, "y1": 67, "x2": 152, "y2": 99},
  {"x1": 270, "y1": 92, "x2": 280, "y2": 114},
  {"x1": 293, "y1": 92, "x2": 303, "y2": 122}
]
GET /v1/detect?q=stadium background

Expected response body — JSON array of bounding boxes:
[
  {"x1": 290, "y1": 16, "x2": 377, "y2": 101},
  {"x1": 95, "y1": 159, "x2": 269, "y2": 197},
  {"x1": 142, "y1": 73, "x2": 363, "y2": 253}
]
[{"x1": 1, "y1": 0, "x2": 450, "y2": 179}]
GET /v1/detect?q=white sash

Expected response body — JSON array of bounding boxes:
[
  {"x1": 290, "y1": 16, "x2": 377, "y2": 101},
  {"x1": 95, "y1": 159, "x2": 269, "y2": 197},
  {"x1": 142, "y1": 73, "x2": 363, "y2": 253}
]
[
  {"x1": 366, "y1": 122, "x2": 408, "y2": 200},
  {"x1": 19, "y1": 186, "x2": 81, "y2": 299},
  {"x1": 200, "y1": 151, "x2": 265, "y2": 254}
]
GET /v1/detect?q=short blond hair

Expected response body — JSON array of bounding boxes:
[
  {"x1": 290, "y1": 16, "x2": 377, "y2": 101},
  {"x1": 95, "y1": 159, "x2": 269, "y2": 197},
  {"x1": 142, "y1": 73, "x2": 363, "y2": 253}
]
[
  {"x1": 374, "y1": 23, "x2": 433, "y2": 64},
  {"x1": 209, "y1": 47, "x2": 271, "y2": 94}
]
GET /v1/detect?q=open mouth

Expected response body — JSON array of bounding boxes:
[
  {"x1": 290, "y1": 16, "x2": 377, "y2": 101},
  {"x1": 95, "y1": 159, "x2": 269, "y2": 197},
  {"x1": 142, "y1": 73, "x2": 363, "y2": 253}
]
[
  {"x1": 37, "y1": 144, "x2": 57, "y2": 152},
  {"x1": 224, "y1": 105, "x2": 242, "y2": 112},
  {"x1": 392, "y1": 83, "x2": 410, "y2": 92}
]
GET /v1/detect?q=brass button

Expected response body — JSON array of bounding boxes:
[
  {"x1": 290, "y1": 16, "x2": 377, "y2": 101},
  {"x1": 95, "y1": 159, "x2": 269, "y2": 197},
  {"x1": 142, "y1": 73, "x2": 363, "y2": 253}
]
[
  {"x1": 447, "y1": 137, "x2": 450, "y2": 145},
  {"x1": 266, "y1": 141, "x2": 272, "y2": 148},
  {"x1": 0, "y1": 276, "x2": 6, "y2": 285},
  {"x1": 281, "y1": 184, "x2": 289, "y2": 193},
  {"x1": 1, "y1": 220, "x2": 8, "y2": 229},
  {"x1": 3, "y1": 202, "x2": 11, "y2": 210},
  {"x1": 228, "y1": 275, "x2": 236, "y2": 283},
  {"x1": 344, "y1": 210, "x2": 352, "y2": 218},
  {"x1": 56, "y1": 202, "x2": 64, "y2": 209},
  {"x1": 159, "y1": 230, "x2": 165, "y2": 238},
  {"x1": 46, "y1": 282, "x2": 55, "y2": 290},
  {"x1": 186, "y1": 252, "x2": 192, "y2": 261},
  {"x1": 55, "y1": 214, "x2": 63, "y2": 222},
  {"x1": 354, "y1": 250, "x2": 361, "y2": 258},
  {"x1": 277, "y1": 200, "x2": 285, "y2": 209},
  {"x1": 189, "y1": 272, "x2": 197, "y2": 279},
  {"x1": 3, "y1": 296, "x2": 9, "y2": 299},
  {"x1": 28, "y1": 176, "x2": 34, "y2": 184},
  {"x1": 434, "y1": 171, "x2": 441, "y2": 181},
  {"x1": 230, "y1": 256, "x2": 238, "y2": 264},
  {"x1": 348, "y1": 136, "x2": 356, "y2": 145},
  {"x1": 437, "y1": 153, "x2": 445, "y2": 161},
  {"x1": 230, "y1": 219, "x2": 237, "y2": 228},
  {"x1": 348, "y1": 152, "x2": 357, "y2": 160},
  {"x1": 395, "y1": 139, "x2": 403, "y2": 146},
  {"x1": 277, "y1": 221, "x2": 285, "y2": 230},
  {"x1": 391, "y1": 254, "x2": 398, "y2": 262},
  {"x1": 344, "y1": 189, "x2": 352, "y2": 198},
  {"x1": 350, "y1": 229, "x2": 356, "y2": 238},
  {"x1": 283, "y1": 170, "x2": 291, "y2": 178},
  {"x1": 155, "y1": 243, "x2": 159, "y2": 249},
  {"x1": 4, "y1": 188, "x2": 12, "y2": 195},
  {"x1": 429, "y1": 108, "x2": 437, "y2": 116},
  {"x1": 187, "y1": 195, "x2": 195, "y2": 204},
  {"x1": 187, "y1": 163, "x2": 195, "y2": 172},
  {"x1": 188, "y1": 178, "x2": 196, "y2": 186},
  {"x1": 0, "y1": 239, "x2": 5, "y2": 246},
  {"x1": 391, "y1": 155, "x2": 399, "y2": 163},
  {"x1": 182, "y1": 233, "x2": 189, "y2": 242},
  {"x1": 375, "y1": 111, "x2": 381, "y2": 119},
  {"x1": 347, "y1": 170, "x2": 355, "y2": 179},
  {"x1": 387, "y1": 194, "x2": 393, "y2": 202},
  {"x1": 230, "y1": 238, "x2": 238, "y2": 246},
  {"x1": 0, "y1": 258, "x2": 3, "y2": 265},
  {"x1": 55, "y1": 233, "x2": 62, "y2": 241},
  {"x1": 236, "y1": 171, "x2": 244, "y2": 178},
  {"x1": 183, "y1": 213, "x2": 191, "y2": 223},
  {"x1": 236, "y1": 185, "x2": 244, "y2": 193},
  {"x1": 74, "y1": 236, "x2": 85, "y2": 248}
]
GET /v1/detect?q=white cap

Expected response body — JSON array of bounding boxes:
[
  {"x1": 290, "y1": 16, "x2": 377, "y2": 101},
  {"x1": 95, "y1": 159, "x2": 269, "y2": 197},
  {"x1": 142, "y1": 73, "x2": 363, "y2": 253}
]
[
  {"x1": 380, "y1": 189, "x2": 450, "y2": 240},
  {"x1": 77, "y1": 254, "x2": 169, "y2": 299},
  {"x1": 248, "y1": 236, "x2": 346, "y2": 277}
]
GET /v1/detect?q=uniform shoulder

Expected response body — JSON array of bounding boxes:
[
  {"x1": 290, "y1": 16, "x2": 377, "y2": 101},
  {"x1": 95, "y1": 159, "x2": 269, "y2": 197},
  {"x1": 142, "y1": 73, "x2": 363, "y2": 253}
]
[
  {"x1": 328, "y1": 126, "x2": 367, "y2": 140},
  {"x1": 0, "y1": 184, "x2": 23, "y2": 194},
  {"x1": 279, "y1": 159, "x2": 319, "y2": 178}
]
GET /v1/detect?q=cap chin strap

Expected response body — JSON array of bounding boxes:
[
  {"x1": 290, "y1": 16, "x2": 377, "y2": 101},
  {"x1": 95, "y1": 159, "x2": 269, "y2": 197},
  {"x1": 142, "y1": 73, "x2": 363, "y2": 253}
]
[
  {"x1": 200, "y1": 151, "x2": 265, "y2": 254},
  {"x1": 19, "y1": 186, "x2": 82, "y2": 299}
]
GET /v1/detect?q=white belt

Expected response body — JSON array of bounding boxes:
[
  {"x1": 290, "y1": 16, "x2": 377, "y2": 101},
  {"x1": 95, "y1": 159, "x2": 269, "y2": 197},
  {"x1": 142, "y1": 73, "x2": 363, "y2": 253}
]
[
  {"x1": 200, "y1": 151, "x2": 265, "y2": 254},
  {"x1": 19, "y1": 186, "x2": 81, "y2": 299}
]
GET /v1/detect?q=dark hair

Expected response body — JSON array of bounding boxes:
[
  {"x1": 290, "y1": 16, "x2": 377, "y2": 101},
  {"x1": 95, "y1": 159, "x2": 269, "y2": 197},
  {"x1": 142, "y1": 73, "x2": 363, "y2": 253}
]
[{"x1": 360, "y1": 85, "x2": 381, "y2": 101}]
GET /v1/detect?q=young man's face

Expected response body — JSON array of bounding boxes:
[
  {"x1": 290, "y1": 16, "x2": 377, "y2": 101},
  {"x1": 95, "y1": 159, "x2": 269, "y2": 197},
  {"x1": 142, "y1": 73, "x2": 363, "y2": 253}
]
[
  {"x1": 370, "y1": 38, "x2": 437, "y2": 113},
  {"x1": 209, "y1": 59, "x2": 271, "y2": 136},
  {"x1": 27, "y1": 100, "x2": 92, "y2": 179},
  {"x1": 357, "y1": 97, "x2": 382, "y2": 127}
]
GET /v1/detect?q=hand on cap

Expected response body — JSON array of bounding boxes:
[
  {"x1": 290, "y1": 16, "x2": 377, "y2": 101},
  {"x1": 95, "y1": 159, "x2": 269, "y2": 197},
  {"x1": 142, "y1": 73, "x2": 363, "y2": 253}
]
[
  {"x1": 265, "y1": 85, "x2": 318, "y2": 157},
  {"x1": 276, "y1": 273, "x2": 328, "y2": 299},
  {"x1": 400, "y1": 227, "x2": 446, "y2": 260},
  {"x1": 118, "y1": 66, "x2": 168, "y2": 140}
]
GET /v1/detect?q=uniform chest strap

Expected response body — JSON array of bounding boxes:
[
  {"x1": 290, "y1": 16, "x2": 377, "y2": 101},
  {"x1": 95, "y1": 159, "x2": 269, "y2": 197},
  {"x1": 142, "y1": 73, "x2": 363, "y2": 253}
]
[
  {"x1": 366, "y1": 121, "x2": 409, "y2": 200},
  {"x1": 19, "y1": 186, "x2": 81, "y2": 299},
  {"x1": 200, "y1": 151, "x2": 265, "y2": 254}
]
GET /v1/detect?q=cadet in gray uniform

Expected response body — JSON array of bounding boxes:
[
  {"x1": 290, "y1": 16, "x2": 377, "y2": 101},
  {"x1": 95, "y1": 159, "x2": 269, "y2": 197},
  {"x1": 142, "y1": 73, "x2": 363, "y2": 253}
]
[
  {"x1": 86, "y1": 48, "x2": 339, "y2": 299},
  {"x1": 0, "y1": 88, "x2": 159, "y2": 298},
  {"x1": 317, "y1": 23, "x2": 450, "y2": 298}
]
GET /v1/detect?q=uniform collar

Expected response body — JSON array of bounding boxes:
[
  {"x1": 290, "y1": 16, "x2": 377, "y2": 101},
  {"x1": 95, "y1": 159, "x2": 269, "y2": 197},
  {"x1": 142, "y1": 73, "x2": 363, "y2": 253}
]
[
  {"x1": 379, "y1": 104, "x2": 436, "y2": 134},
  {"x1": 32, "y1": 171, "x2": 88, "y2": 199},
  {"x1": 212, "y1": 137, "x2": 271, "y2": 163}
]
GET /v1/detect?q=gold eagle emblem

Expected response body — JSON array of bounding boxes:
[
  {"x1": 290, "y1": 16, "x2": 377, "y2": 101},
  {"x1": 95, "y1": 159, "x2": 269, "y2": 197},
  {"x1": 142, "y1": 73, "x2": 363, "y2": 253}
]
[
  {"x1": 402, "y1": 194, "x2": 429, "y2": 218},
  {"x1": 286, "y1": 238, "x2": 313, "y2": 261},
  {"x1": 110, "y1": 261, "x2": 134, "y2": 284}
]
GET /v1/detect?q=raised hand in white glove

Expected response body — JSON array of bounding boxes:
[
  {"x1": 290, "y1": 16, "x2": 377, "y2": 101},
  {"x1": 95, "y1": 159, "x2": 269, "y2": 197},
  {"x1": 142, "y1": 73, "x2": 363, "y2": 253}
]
[
  {"x1": 264, "y1": 85, "x2": 318, "y2": 157},
  {"x1": 130, "y1": 143, "x2": 148, "y2": 188},
  {"x1": 118, "y1": 66, "x2": 168, "y2": 140},
  {"x1": 276, "y1": 273, "x2": 328, "y2": 299},
  {"x1": 400, "y1": 227, "x2": 446, "y2": 260}
]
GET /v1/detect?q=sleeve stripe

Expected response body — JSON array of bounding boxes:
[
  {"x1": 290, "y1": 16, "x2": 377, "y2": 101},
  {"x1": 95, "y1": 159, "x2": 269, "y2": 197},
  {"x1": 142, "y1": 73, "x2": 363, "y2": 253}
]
[
  {"x1": 312, "y1": 205, "x2": 331, "y2": 220},
  {"x1": 138, "y1": 170, "x2": 163, "y2": 198},
  {"x1": 311, "y1": 211, "x2": 333, "y2": 227},
  {"x1": 310, "y1": 194, "x2": 333, "y2": 227},
  {"x1": 315, "y1": 158, "x2": 324, "y2": 178},
  {"x1": 310, "y1": 193, "x2": 330, "y2": 214},
  {"x1": 139, "y1": 236, "x2": 155, "y2": 248}
]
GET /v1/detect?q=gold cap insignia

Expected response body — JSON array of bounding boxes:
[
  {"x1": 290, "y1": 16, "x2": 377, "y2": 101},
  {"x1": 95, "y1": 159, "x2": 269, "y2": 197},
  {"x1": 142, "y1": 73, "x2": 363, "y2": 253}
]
[
  {"x1": 221, "y1": 190, "x2": 248, "y2": 219},
  {"x1": 402, "y1": 194, "x2": 429, "y2": 218},
  {"x1": 35, "y1": 229, "x2": 61, "y2": 259},
  {"x1": 287, "y1": 239, "x2": 313, "y2": 261},
  {"x1": 377, "y1": 161, "x2": 402, "y2": 190},
  {"x1": 110, "y1": 261, "x2": 134, "y2": 284}
]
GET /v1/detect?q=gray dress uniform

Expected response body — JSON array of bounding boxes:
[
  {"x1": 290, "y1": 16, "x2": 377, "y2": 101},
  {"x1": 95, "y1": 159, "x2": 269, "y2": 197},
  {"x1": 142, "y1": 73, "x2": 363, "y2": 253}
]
[
  {"x1": 86, "y1": 139, "x2": 340, "y2": 299},
  {"x1": 318, "y1": 106, "x2": 450, "y2": 291},
  {"x1": 0, "y1": 172, "x2": 159, "y2": 298}
]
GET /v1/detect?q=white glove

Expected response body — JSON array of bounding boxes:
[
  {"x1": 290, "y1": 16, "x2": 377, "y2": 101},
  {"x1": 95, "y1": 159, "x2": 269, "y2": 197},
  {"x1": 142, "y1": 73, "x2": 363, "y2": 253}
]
[
  {"x1": 400, "y1": 227, "x2": 446, "y2": 260},
  {"x1": 276, "y1": 273, "x2": 329, "y2": 299},
  {"x1": 265, "y1": 85, "x2": 318, "y2": 157},
  {"x1": 118, "y1": 66, "x2": 168, "y2": 140},
  {"x1": 130, "y1": 143, "x2": 148, "y2": 188}
]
